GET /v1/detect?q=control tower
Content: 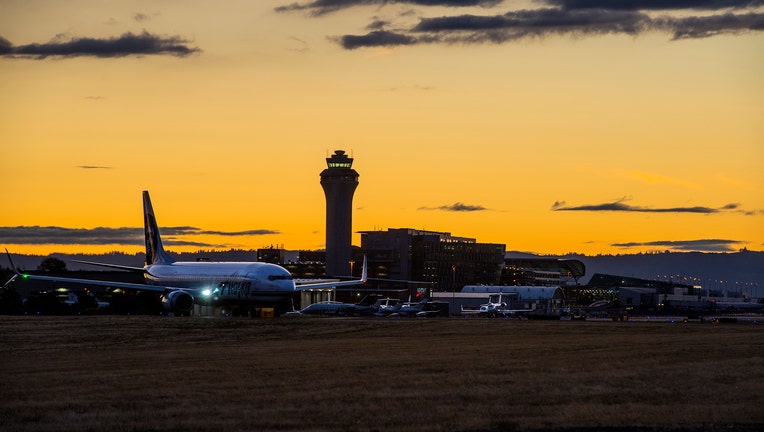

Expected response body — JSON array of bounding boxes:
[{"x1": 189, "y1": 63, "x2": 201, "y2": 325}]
[{"x1": 320, "y1": 150, "x2": 359, "y2": 277}]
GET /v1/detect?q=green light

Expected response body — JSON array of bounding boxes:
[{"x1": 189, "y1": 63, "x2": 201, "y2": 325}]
[{"x1": 22, "y1": 274, "x2": 29, "y2": 279}]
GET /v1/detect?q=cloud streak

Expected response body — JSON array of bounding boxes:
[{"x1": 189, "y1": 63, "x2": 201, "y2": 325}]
[
  {"x1": 340, "y1": 30, "x2": 418, "y2": 49},
  {"x1": 544, "y1": 0, "x2": 764, "y2": 11},
  {"x1": 277, "y1": 0, "x2": 764, "y2": 49},
  {"x1": 419, "y1": 202, "x2": 488, "y2": 212},
  {"x1": 611, "y1": 239, "x2": 744, "y2": 252},
  {"x1": 340, "y1": 10, "x2": 764, "y2": 48},
  {"x1": 0, "y1": 226, "x2": 279, "y2": 246},
  {"x1": 0, "y1": 31, "x2": 200, "y2": 59},
  {"x1": 552, "y1": 198, "x2": 743, "y2": 214},
  {"x1": 276, "y1": 0, "x2": 502, "y2": 16}
]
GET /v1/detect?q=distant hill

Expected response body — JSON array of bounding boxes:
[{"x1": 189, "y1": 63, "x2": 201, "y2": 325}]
[
  {"x1": 3, "y1": 249, "x2": 263, "y2": 271},
  {"x1": 5, "y1": 249, "x2": 763, "y2": 298},
  {"x1": 520, "y1": 250, "x2": 764, "y2": 297}
]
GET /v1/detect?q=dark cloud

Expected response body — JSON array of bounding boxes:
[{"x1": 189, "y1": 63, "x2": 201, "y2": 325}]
[
  {"x1": 1, "y1": 31, "x2": 200, "y2": 59},
  {"x1": 0, "y1": 36, "x2": 12, "y2": 55},
  {"x1": 277, "y1": 0, "x2": 764, "y2": 48},
  {"x1": 552, "y1": 198, "x2": 743, "y2": 214},
  {"x1": 611, "y1": 239, "x2": 743, "y2": 252},
  {"x1": 655, "y1": 12, "x2": 764, "y2": 39},
  {"x1": 544, "y1": 0, "x2": 764, "y2": 11},
  {"x1": 276, "y1": 0, "x2": 502, "y2": 16},
  {"x1": 328, "y1": 5, "x2": 764, "y2": 48},
  {"x1": 77, "y1": 165, "x2": 112, "y2": 169},
  {"x1": 412, "y1": 8, "x2": 651, "y2": 38},
  {"x1": 0, "y1": 226, "x2": 144, "y2": 245},
  {"x1": 419, "y1": 202, "x2": 488, "y2": 212},
  {"x1": 0, "y1": 226, "x2": 278, "y2": 246},
  {"x1": 339, "y1": 30, "x2": 417, "y2": 49},
  {"x1": 411, "y1": 8, "x2": 764, "y2": 43}
]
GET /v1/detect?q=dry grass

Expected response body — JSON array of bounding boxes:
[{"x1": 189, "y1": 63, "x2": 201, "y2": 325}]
[{"x1": 1, "y1": 316, "x2": 762, "y2": 432}]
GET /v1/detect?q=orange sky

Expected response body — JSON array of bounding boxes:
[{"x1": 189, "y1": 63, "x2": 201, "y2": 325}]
[{"x1": 1, "y1": 1, "x2": 762, "y2": 256}]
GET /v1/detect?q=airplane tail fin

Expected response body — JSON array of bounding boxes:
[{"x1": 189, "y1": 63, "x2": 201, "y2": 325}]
[
  {"x1": 143, "y1": 191, "x2": 174, "y2": 265},
  {"x1": 3, "y1": 249, "x2": 20, "y2": 287}
]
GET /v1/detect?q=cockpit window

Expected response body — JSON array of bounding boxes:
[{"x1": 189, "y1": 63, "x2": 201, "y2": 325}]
[{"x1": 267, "y1": 274, "x2": 293, "y2": 281}]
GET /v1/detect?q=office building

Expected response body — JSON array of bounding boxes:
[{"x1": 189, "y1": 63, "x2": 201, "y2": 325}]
[{"x1": 360, "y1": 228, "x2": 505, "y2": 291}]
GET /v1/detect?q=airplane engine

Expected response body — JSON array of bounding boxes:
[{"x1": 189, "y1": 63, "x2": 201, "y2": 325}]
[{"x1": 161, "y1": 291, "x2": 194, "y2": 314}]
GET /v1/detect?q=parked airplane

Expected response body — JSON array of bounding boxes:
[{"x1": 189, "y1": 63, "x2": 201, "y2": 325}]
[
  {"x1": 460, "y1": 292, "x2": 507, "y2": 317},
  {"x1": 384, "y1": 297, "x2": 446, "y2": 317},
  {"x1": 371, "y1": 297, "x2": 400, "y2": 315},
  {"x1": 460, "y1": 292, "x2": 531, "y2": 317},
  {"x1": 289, "y1": 294, "x2": 385, "y2": 316},
  {"x1": 4, "y1": 191, "x2": 367, "y2": 315}
]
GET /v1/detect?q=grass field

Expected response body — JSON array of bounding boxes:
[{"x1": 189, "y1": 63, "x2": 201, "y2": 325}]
[{"x1": 1, "y1": 316, "x2": 762, "y2": 432}]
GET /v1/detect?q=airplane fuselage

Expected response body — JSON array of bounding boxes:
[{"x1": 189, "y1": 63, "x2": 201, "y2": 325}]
[{"x1": 145, "y1": 261, "x2": 296, "y2": 305}]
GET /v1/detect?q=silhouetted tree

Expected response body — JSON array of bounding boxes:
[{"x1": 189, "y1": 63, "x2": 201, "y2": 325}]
[{"x1": 37, "y1": 257, "x2": 67, "y2": 272}]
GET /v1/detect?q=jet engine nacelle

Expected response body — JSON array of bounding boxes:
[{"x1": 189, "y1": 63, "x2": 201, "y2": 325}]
[{"x1": 161, "y1": 291, "x2": 194, "y2": 314}]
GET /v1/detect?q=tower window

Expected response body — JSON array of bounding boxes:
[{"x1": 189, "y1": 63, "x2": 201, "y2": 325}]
[{"x1": 328, "y1": 162, "x2": 353, "y2": 168}]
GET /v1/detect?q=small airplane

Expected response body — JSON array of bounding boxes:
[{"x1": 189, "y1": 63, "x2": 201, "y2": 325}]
[
  {"x1": 384, "y1": 297, "x2": 445, "y2": 317},
  {"x1": 460, "y1": 292, "x2": 531, "y2": 317},
  {"x1": 4, "y1": 191, "x2": 367, "y2": 316},
  {"x1": 288, "y1": 294, "x2": 385, "y2": 316},
  {"x1": 460, "y1": 292, "x2": 507, "y2": 316},
  {"x1": 370, "y1": 297, "x2": 400, "y2": 315}
]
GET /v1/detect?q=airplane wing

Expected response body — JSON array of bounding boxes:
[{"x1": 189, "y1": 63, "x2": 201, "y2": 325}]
[
  {"x1": 295, "y1": 255, "x2": 367, "y2": 291},
  {"x1": 4, "y1": 249, "x2": 177, "y2": 293},
  {"x1": 6, "y1": 271, "x2": 174, "y2": 293},
  {"x1": 294, "y1": 278, "x2": 366, "y2": 291},
  {"x1": 70, "y1": 259, "x2": 145, "y2": 272}
]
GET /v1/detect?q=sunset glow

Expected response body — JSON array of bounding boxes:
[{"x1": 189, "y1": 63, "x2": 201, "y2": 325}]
[{"x1": 1, "y1": 1, "x2": 762, "y2": 256}]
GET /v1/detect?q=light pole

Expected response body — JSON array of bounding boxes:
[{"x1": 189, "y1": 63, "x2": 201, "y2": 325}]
[{"x1": 452, "y1": 264, "x2": 456, "y2": 292}]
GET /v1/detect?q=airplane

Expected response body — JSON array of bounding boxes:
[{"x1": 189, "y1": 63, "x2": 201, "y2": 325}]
[
  {"x1": 460, "y1": 292, "x2": 507, "y2": 316},
  {"x1": 4, "y1": 191, "x2": 367, "y2": 316},
  {"x1": 370, "y1": 297, "x2": 400, "y2": 315},
  {"x1": 288, "y1": 294, "x2": 385, "y2": 316},
  {"x1": 460, "y1": 292, "x2": 531, "y2": 317},
  {"x1": 383, "y1": 297, "x2": 446, "y2": 317}
]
